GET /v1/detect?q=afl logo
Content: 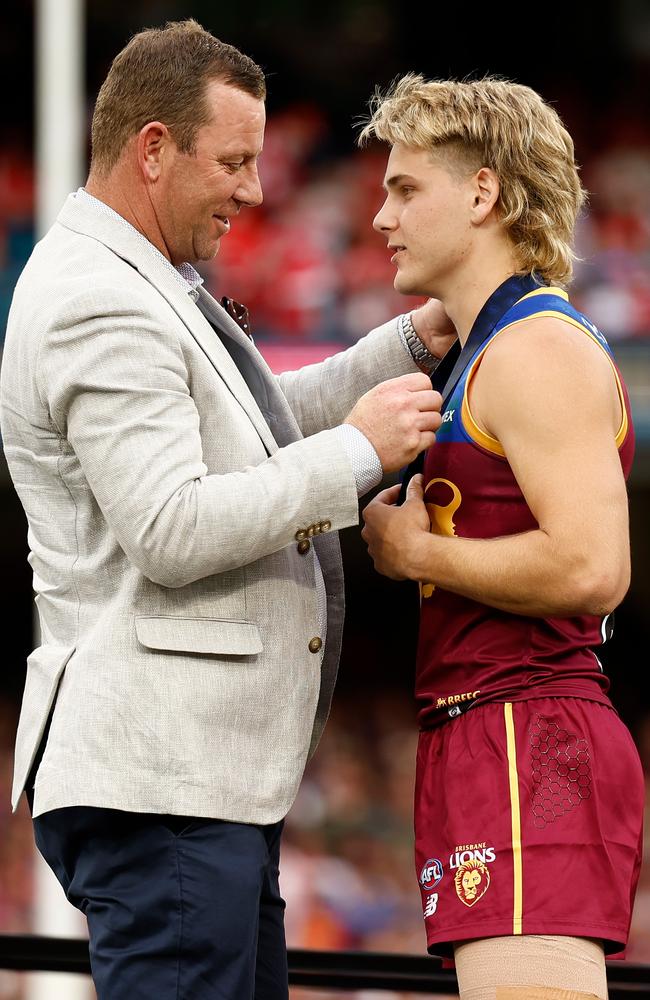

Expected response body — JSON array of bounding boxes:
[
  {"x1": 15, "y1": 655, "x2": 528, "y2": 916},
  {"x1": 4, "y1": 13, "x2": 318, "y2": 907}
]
[{"x1": 419, "y1": 858, "x2": 444, "y2": 890}]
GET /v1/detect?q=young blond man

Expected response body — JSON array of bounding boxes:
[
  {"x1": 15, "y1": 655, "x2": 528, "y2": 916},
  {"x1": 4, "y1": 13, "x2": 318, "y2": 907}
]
[{"x1": 360, "y1": 76, "x2": 643, "y2": 1000}]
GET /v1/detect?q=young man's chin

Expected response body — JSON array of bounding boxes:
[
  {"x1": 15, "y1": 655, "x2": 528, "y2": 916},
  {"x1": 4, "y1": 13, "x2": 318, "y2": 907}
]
[{"x1": 395, "y1": 273, "x2": 425, "y2": 298}]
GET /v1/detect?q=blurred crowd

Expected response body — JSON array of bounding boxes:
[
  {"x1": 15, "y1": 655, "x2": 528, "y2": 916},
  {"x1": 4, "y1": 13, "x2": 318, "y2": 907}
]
[
  {"x1": 574, "y1": 145, "x2": 650, "y2": 340},
  {"x1": 1, "y1": 101, "x2": 650, "y2": 346}
]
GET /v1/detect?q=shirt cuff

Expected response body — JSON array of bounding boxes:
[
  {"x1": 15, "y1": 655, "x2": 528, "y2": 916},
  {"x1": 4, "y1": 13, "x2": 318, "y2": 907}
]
[{"x1": 334, "y1": 424, "x2": 383, "y2": 498}]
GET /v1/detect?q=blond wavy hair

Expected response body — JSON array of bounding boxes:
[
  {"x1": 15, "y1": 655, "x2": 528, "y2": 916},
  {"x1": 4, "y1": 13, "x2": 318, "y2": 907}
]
[{"x1": 358, "y1": 75, "x2": 586, "y2": 286}]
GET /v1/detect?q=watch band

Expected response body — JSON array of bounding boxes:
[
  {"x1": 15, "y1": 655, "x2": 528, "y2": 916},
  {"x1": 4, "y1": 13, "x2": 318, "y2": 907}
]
[{"x1": 398, "y1": 312, "x2": 441, "y2": 375}]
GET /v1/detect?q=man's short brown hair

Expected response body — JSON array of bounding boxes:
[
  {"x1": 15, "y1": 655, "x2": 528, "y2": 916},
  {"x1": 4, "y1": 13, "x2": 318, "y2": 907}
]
[{"x1": 90, "y1": 19, "x2": 266, "y2": 175}]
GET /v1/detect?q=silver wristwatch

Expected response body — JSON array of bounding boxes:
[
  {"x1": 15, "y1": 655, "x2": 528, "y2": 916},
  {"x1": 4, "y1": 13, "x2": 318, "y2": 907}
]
[{"x1": 398, "y1": 312, "x2": 440, "y2": 375}]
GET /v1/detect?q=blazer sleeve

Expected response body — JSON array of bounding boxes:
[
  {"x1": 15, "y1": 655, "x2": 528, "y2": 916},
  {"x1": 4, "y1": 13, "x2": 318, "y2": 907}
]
[
  {"x1": 37, "y1": 288, "x2": 360, "y2": 588},
  {"x1": 276, "y1": 318, "x2": 419, "y2": 437}
]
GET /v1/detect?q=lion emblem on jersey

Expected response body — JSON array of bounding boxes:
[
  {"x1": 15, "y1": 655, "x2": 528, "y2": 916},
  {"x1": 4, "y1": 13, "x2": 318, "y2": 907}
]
[
  {"x1": 454, "y1": 858, "x2": 490, "y2": 907},
  {"x1": 421, "y1": 477, "x2": 463, "y2": 599}
]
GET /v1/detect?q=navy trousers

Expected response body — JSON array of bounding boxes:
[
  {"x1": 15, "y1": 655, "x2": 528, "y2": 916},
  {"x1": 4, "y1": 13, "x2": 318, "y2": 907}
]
[{"x1": 32, "y1": 806, "x2": 288, "y2": 999}]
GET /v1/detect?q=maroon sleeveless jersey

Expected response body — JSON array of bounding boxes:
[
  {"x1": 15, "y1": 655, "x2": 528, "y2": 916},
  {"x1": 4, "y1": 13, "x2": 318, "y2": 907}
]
[{"x1": 416, "y1": 286, "x2": 635, "y2": 730}]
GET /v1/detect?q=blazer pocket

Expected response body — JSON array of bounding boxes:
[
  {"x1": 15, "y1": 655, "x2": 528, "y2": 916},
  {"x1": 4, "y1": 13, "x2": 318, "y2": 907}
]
[{"x1": 135, "y1": 616, "x2": 263, "y2": 655}]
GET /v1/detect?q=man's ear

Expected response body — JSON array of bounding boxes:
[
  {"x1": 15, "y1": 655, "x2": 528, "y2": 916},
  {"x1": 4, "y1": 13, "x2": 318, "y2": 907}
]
[
  {"x1": 469, "y1": 167, "x2": 500, "y2": 225},
  {"x1": 137, "y1": 121, "x2": 170, "y2": 182}
]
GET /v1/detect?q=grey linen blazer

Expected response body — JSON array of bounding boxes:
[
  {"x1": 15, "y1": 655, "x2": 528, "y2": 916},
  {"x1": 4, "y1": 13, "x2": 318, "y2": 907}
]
[{"x1": 0, "y1": 193, "x2": 417, "y2": 823}]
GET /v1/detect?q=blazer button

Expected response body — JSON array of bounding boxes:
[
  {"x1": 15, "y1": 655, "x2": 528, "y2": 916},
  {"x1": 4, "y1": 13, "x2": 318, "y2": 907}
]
[
  {"x1": 295, "y1": 529, "x2": 309, "y2": 541},
  {"x1": 307, "y1": 526, "x2": 317, "y2": 537},
  {"x1": 297, "y1": 539, "x2": 311, "y2": 555},
  {"x1": 320, "y1": 520, "x2": 331, "y2": 532},
  {"x1": 308, "y1": 637, "x2": 322, "y2": 654}
]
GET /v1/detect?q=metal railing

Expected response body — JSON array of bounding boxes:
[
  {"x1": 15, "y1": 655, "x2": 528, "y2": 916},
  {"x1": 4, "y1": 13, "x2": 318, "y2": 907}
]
[{"x1": 1, "y1": 935, "x2": 650, "y2": 996}]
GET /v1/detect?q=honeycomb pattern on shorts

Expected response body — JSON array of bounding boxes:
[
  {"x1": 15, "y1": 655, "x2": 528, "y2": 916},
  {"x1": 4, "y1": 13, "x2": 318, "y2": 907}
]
[{"x1": 530, "y1": 715, "x2": 591, "y2": 829}]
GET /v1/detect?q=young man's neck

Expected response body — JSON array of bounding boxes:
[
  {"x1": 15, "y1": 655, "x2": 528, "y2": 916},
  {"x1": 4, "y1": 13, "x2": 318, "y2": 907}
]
[{"x1": 440, "y1": 243, "x2": 518, "y2": 345}]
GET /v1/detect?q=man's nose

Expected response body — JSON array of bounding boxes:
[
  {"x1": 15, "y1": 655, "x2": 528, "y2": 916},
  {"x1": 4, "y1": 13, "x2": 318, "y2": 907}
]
[{"x1": 239, "y1": 163, "x2": 263, "y2": 208}]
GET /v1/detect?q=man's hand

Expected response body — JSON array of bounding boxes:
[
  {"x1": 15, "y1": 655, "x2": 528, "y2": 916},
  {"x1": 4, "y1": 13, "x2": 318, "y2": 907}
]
[
  {"x1": 345, "y1": 375, "x2": 442, "y2": 473},
  {"x1": 361, "y1": 474, "x2": 432, "y2": 579},
  {"x1": 411, "y1": 299, "x2": 457, "y2": 359}
]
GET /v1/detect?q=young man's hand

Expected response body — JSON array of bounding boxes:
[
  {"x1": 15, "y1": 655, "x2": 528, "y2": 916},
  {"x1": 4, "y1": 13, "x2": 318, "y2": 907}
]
[
  {"x1": 411, "y1": 299, "x2": 457, "y2": 359},
  {"x1": 361, "y1": 474, "x2": 431, "y2": 580}
]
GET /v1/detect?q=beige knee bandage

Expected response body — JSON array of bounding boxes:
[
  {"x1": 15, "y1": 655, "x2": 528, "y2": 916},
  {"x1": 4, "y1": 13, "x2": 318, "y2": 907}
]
[
  {"x1": 453, "y1": 935, "x2": 608, "y2": 1000},
  {"x1": 496, "y1": 991, "x2": 601, "y2": 999}
]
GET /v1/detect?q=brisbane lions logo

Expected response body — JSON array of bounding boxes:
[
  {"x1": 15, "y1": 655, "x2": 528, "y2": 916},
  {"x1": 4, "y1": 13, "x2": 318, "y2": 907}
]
[
  {"x1": 454, "y1": 858, "x2": 490, "y2": 907},
  {"x1": 421, "y1": 478, "x2": 463, "y2": 599}
]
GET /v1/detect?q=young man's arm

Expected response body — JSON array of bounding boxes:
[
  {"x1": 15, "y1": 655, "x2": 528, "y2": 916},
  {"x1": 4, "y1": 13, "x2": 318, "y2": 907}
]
[{"x1": 361, "y1": 317, "x2": 630, "y2": 618}]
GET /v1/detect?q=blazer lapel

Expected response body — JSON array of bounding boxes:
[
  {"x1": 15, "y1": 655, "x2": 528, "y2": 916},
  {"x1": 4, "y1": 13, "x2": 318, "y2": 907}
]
[
  {"x1": 196, "y1": 288, "x2": 305, "y2": 449},
  {"x1": 56, "y1": 193, "x2": 279, "y2": 457}
]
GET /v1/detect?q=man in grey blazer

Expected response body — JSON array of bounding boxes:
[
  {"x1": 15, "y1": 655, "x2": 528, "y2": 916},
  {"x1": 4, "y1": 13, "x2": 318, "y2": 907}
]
[{"x1": 0, "y1": 19, "x2": 452, "y2": 1000}]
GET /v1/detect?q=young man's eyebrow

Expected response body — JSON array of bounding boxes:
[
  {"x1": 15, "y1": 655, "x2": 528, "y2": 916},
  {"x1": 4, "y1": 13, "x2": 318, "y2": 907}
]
[{"x1": 383, "y1": 173, "x2": 417, "y2": 192}]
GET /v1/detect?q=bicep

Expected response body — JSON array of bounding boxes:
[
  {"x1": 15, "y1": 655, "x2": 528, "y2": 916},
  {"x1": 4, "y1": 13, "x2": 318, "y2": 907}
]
[{"x1": 478, "y1": 325, "x2": 629, "y2": 561}]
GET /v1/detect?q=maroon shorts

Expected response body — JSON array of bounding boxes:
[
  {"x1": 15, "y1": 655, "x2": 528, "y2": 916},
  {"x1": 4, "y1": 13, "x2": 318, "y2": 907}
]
[{"x1": 414, "y1": 698, "x2": 644, "y2": 958}]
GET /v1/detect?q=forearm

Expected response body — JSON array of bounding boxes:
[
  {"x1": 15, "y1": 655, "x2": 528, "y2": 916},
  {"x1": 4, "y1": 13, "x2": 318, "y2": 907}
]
[
  {"x1": 103, "y1": 429, "x2": 360, "y2": 588},
  {"x1": 363, "y1": 313, "x2": 633, "y2": 619},
  {"x1": 277, "y1": 318, "x2": 417, "y2": 436},
  {"x1": 408, "y1": 528, "x2": 624, "y2": 618}
]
